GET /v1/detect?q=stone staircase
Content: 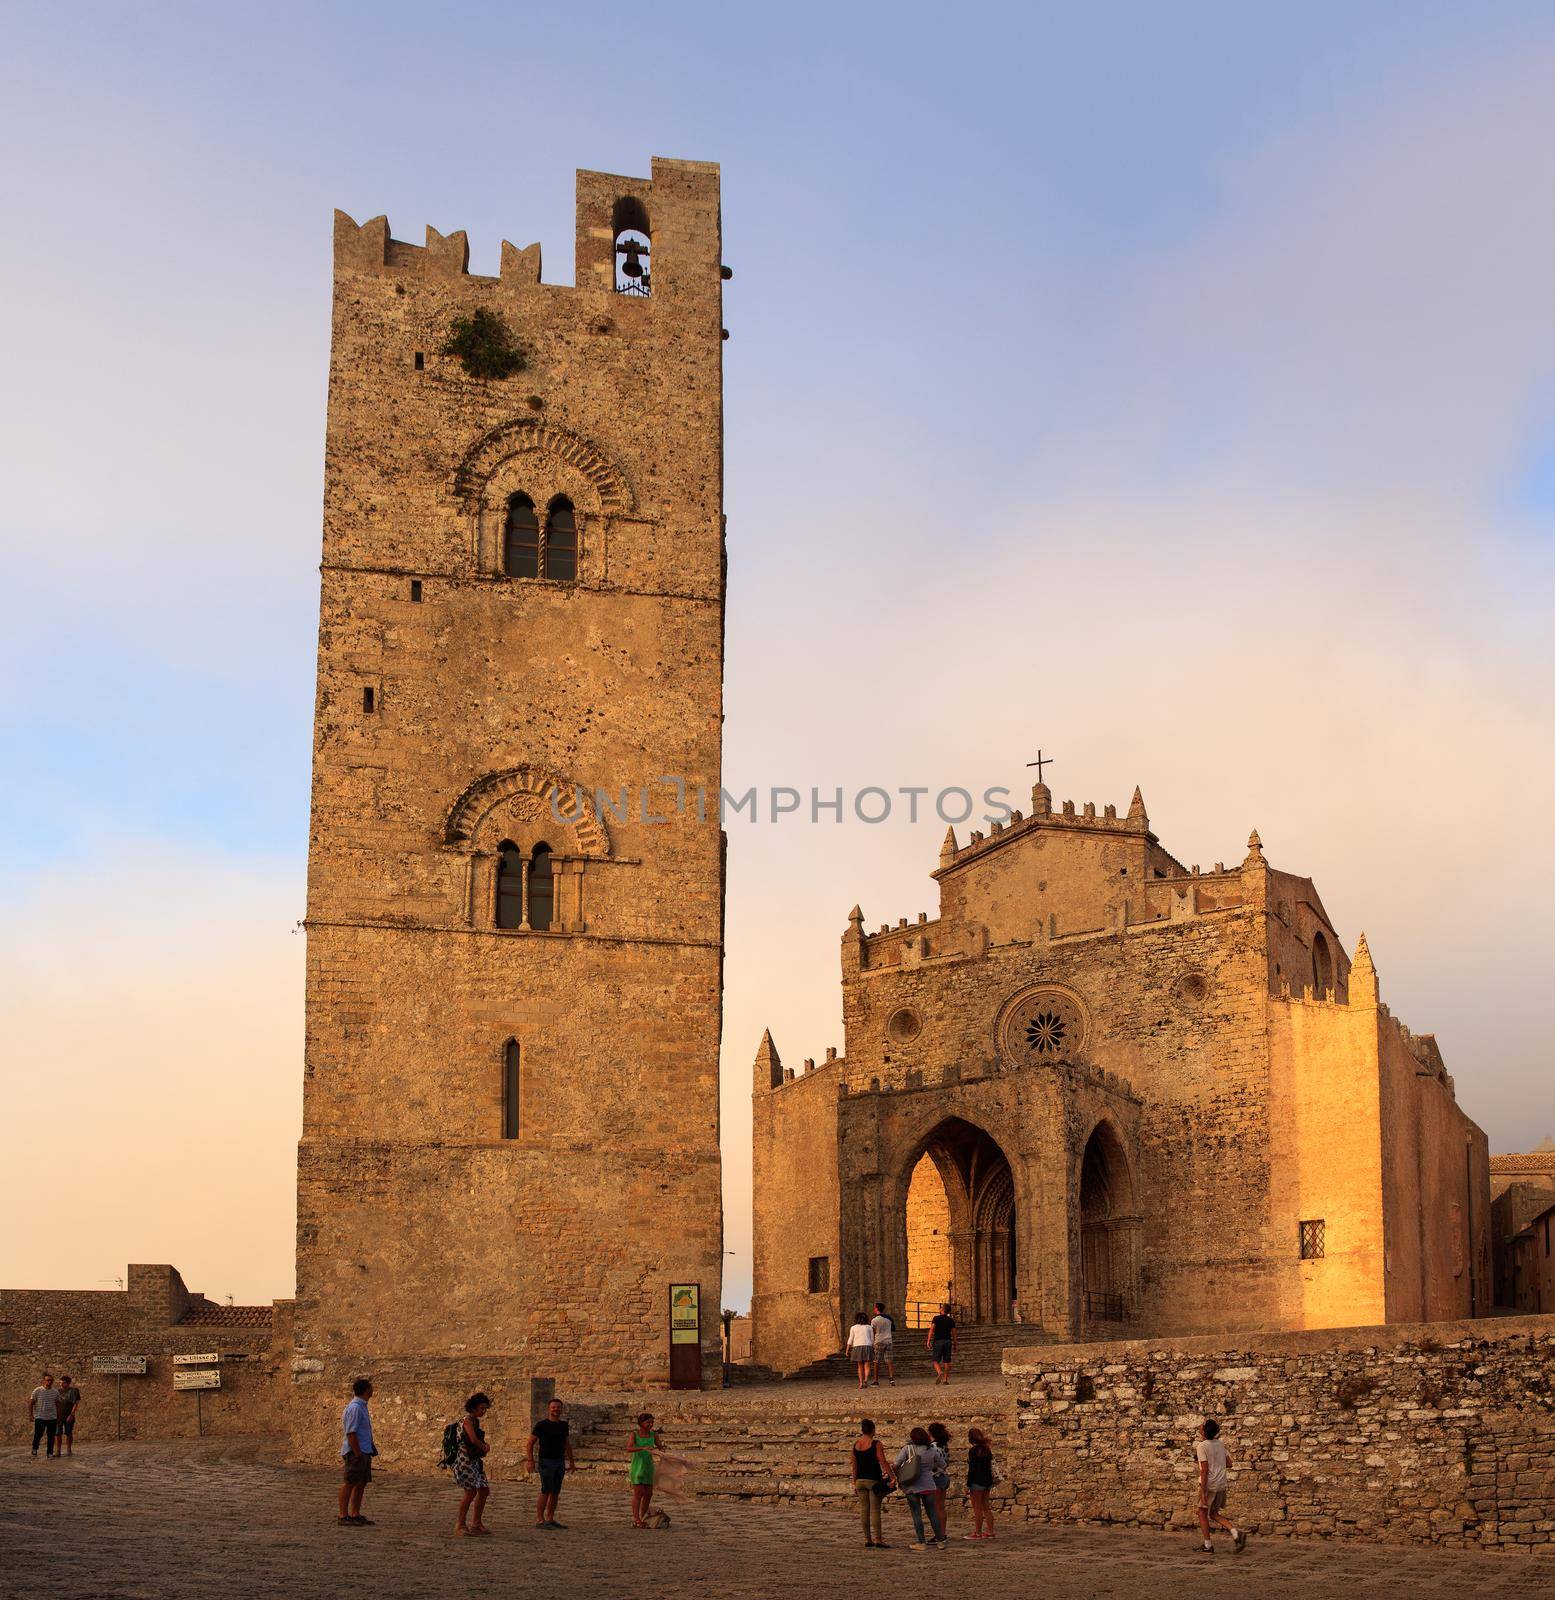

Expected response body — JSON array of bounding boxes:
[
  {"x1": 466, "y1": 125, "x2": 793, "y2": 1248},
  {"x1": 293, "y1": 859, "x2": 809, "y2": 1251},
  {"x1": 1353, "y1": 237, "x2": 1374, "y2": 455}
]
[
  {"x1": 563, "y1": 1377, "x2": 1018, "y2": 1509},
  {"x1": 783, "y1": 1321, "x2": 1057, "y2": 1383}
]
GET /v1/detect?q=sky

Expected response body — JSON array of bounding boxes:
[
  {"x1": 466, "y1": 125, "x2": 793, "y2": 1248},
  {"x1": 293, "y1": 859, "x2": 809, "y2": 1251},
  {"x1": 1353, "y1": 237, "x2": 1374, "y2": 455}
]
[{"x1": 2, "y1": 1, "x2": 1553, "y2": 1311}]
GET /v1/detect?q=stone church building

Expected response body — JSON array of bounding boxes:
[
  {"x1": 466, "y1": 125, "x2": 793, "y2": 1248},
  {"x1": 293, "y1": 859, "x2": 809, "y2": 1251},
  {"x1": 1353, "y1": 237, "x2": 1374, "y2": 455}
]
[
  {"x1": 751, "y1": 784, "x2": 1491, "y2": 1373},
  {"x1": 292, "y1": 158, "x2": 728, "y2": 1425}
]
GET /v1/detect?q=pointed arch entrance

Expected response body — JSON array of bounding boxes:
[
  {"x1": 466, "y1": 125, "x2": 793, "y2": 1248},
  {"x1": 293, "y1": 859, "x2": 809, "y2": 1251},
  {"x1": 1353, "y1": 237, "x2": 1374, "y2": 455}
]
[
  {"x1": 1079, "y1": 1119, "x2": 1137, "y2": 1326},
  {"x1": 902, "y1": 1117, "x2": 1018, "y2": 1324}
]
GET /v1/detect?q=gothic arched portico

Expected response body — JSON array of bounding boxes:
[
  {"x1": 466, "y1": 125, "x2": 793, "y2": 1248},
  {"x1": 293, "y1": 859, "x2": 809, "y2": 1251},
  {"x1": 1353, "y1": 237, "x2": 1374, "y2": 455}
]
[
  {"x1": 898, "y1": 1117, "x2": 1020, "y2": 1325},
  {"x1": 1077, "y1": 1117, "x2": 1140, "y2": 1330}
]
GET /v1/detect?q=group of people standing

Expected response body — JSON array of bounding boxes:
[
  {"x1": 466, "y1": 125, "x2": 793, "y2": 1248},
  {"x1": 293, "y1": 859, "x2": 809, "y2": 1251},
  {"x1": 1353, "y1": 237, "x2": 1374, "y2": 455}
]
[
  {"x1": 844, "y1": 1302, "x2": 959, "y2": 1388},
  {"x1": 849, "y1": 1417, "x2": 997, "y2": 1549},
  {"x1": 27, "y1": 1373, "x2": 80, "y2": 1459}
]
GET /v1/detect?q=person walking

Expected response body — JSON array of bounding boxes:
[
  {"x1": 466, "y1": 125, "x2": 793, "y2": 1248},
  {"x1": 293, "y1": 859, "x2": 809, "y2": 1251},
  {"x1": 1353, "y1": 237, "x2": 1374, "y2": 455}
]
[
  {"x1": 526, "y1": 1397, "x2": 575, "y2": 1529},
  {"x1": 1193, "y1": 1418, "x2": 1245, "y2": 1554},
  {"x1": 965, "y1": 1427, "x2": 996, "y2": 1539},
  {"x1": 845, "y1": 1312, "x2": 874, "y2": 1390},
  {"x1": 895, "y1": 1426, "x2": 946, "y2": 1549},
  {"x1": 29, "y1": 1374, "x2": 59, "y2": 1459},
  {"x1": 54, "y1": 1375, "x2": 81, "y2": 1457},
  {"x1": 868, "y1": 1303, "x2": 895, "y2": 1386},
  {"x1": 849, "y1": 1418, "x2": 896, "y2": 1549},
  {"x1": 453, "y1": 1393, "x2": 494, "y2": 1536},
  {"x1": 926, "y1": 1304, "x2": 957, "y2": 1384},
  {"x1": 338, "y1": 1377, "x2": 377, "y2": 1526},
  {"x1": 628, "y1": 1411, "x2": 662, "y2": 1528},
  {"x1": 926, "y1": 1421, "x2": 952, "y2": 1534}
]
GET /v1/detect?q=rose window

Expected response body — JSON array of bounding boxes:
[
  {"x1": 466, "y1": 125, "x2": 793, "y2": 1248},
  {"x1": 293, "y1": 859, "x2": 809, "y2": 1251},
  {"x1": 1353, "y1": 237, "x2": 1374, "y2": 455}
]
[{"x1": 1025, "y1": 1011, "x2": 1068, "y2": 1054}]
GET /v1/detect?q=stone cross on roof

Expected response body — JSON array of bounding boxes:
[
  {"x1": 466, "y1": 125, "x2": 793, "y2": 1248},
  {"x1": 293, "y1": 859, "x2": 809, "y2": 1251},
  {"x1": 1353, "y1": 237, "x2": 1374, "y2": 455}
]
[{"x1": 1026, "y1": 749, "x2": 1054, "y2": 783}]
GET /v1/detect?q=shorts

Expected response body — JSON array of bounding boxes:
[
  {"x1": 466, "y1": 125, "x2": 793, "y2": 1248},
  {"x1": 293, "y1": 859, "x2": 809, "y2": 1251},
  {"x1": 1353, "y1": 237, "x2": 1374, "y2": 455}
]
[
  {"x1": 59, "y1": 1417, "x2": 76, "y2": 1437},
  {"x1": 342, "y1": 1452, "x2": 373, "y2": 1485},
  {"x1": 538, "y1": 1459, "x2": 566, "y2": 1496},
  {"x1": 1204, "y1": 1488, "x2": 1227, "y2": 1516},
  {"x1": 932, "y1": 1340, "x2": 953, "y2": 1362},
  {"x1": 874, "y1": 1340, "x2": 893, "y2": 1361}
]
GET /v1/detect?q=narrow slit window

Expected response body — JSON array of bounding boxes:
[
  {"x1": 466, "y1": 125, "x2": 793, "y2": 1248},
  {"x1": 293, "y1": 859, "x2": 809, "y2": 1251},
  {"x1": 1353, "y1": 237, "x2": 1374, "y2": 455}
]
[
  {"x1": 545, "y1": 497, "x2": 577, "y2": 582},
  {"x1": 807, "y1": 1256, "x2": 829, "y2": 1293},
  {"x1": 504, "y1": 493, "x2": 540, "y2": 579},
  {"x1": 496, "y1": 841, "x2": 524, "y2": 930},
  {"x1": 413, "y1": 351, "x2": 425, "y2": 371},
  {"x1": 410, "y1": 579, "x2": 423, "y2": 602},
  {"x1": 502, "y1": 1040, "x2": 521, "y2": 1139},
  {"x1": 1299, "y1": 1219, "x2": 1326, "y2": 1260},
  {"x1": 527, "y1": 842, "x2": 554, "y2": 931},
  {"x1": 362, "y1": 686, "x2": 375, "y2": 713}
]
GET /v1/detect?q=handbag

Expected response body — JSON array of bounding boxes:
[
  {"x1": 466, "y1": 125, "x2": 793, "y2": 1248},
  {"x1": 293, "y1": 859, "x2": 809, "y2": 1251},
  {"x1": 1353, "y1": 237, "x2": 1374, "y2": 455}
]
[{"x1": 871, "y1": 1477, "x2": 895, "y2": 1499}]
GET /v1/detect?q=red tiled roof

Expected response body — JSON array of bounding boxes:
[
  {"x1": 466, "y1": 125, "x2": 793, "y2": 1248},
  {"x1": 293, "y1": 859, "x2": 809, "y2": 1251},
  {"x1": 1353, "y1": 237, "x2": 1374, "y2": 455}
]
[
  {"x1": 179, "y1": 1303, "x2": 273, "y2": 1327},
  {"x1": 1490, "y1": 1153, "x2": 1555, "y2": 1172}
]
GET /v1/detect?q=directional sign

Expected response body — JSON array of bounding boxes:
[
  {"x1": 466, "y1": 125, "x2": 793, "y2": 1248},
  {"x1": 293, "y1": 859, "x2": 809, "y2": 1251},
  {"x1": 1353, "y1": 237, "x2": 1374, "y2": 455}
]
[
  {"x1": 172, "y1": 1352, "x2": 221, "y2": 1367},
  {"x1": 92, "y1": 1355, "x2": 148, "y2": 1375},
  {"x1": 173, "y1": 1369, "x2": 221, "y2": 1390}
]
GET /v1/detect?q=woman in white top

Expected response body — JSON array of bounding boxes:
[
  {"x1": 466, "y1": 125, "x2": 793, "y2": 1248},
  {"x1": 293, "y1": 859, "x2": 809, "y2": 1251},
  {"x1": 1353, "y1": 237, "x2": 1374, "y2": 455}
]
[{"x1": 844, "y1": 1312, "x2": 874, "y2": 1390}]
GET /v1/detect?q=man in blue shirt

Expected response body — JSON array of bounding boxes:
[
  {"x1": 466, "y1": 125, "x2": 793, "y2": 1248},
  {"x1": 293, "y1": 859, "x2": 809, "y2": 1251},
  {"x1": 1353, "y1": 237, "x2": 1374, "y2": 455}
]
[{"x1": 338, "y1": 1377, "x2": 377, "y2": 1526}]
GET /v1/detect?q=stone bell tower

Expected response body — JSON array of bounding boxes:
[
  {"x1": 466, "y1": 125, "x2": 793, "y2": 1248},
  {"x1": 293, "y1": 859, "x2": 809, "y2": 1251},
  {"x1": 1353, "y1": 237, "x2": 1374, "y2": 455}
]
[{"x1": 292, "y1": 159, "x2": 726, "y2": 1439}]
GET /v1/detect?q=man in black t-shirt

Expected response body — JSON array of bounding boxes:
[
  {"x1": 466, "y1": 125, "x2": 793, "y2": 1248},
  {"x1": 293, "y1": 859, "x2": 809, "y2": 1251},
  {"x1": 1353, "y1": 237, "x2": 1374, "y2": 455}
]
[
  {"x1": 926, "y1": 1304, "x2": 957, "y2": 1384},
  {"x1": 526, "y1": 1398, "x2": 576, "y2": 1529}
]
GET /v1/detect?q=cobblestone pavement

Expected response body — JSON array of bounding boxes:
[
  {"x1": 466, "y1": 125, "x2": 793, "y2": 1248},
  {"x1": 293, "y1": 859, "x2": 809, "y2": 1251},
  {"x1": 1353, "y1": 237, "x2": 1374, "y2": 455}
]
[{"x1": 2, "y1": 1439, "x2": 1551, "y2": 1600}]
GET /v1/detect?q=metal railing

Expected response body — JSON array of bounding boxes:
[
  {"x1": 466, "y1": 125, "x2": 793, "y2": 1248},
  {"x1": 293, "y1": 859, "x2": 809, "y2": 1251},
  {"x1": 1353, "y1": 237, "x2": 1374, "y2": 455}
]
[{"x1": 1083, "y1": 1290, "x2": 1127, "y2": 1322}]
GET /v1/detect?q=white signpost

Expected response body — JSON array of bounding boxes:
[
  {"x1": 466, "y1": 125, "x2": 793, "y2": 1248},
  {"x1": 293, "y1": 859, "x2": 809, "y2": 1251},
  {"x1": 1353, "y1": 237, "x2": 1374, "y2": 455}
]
[
  {"x1": 92, "y1": 1355, "x2": 148, "y2": 1375},
  {"x1": 172, "y1": 1352, "x2": 221, "y2": 1367},
  {"x1": 173, "y1": 1369, "x2": 222, "y2": 1390}
]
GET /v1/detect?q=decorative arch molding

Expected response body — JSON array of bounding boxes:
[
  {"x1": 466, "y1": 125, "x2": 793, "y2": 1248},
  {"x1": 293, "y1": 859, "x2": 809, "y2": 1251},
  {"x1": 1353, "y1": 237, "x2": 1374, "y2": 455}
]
[
  {"x1": 454, "y1": 418, "x2": 635, "y2": 514},
  {"x1": 444, "y1": 765, "x2": 612, "y2": 858},
  {"x1": 994, "y1": 980, "x2": 1093, "y2": 1068}
]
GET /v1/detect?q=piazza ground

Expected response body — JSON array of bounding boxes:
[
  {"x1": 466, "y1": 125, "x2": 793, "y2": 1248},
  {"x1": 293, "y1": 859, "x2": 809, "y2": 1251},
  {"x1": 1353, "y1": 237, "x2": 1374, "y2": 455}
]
[{"x1": 2, "y1": 1438, "x2": 1551, "y2": 1600}]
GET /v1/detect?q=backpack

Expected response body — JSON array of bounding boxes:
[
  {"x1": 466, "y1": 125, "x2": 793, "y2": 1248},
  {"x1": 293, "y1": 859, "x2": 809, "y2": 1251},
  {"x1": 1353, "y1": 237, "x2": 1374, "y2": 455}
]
[{"x1": 438, "y1": 1419, "x2": 462, "y2": 1470}]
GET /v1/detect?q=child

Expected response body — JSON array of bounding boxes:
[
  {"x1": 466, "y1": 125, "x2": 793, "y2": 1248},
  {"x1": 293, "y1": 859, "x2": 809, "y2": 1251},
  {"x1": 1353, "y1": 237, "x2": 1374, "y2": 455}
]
[
  {"x1": 628, "y1": 1411, "x2": 662, "y2": 1528},
  {"x1": 965, "y1": 1427, "x2": 996, "y2": 1539},
  {"x1": 1193, "y1": 1418, "x2": 1245, "y2": 1554}
]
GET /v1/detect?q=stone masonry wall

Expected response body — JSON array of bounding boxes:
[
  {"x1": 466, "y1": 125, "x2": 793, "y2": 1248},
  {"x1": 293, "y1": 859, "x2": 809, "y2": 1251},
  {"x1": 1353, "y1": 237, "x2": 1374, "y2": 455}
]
[{"x1": 1005, "y1": 1316, "x2": 1555, "y2": 1550}]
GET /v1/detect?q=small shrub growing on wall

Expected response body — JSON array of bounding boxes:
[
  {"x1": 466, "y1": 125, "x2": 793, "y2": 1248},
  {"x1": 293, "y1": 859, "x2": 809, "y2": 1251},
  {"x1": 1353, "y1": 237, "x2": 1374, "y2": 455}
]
[
  {"x1": 1335, "y1": 1374, "x2": 1377, "y2": 1410},
  {"x1": 440, "y1": 308, "x2": 527, "y2": 379}
]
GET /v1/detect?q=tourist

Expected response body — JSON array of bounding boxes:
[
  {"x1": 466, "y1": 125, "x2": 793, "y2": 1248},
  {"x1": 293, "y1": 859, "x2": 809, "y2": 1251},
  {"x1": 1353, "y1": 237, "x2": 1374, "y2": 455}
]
[
  {"x1": 894, "y1": 1425, "x2": 946, "y2": 1548},
  {"x1": 845, "y1": 1311, "x2": 874, "y2": 1389},
  {"x1": 965, "y1": 1427, "x2": 996, "y2": 1539},
  {"x1": 869, "y1": 1303, "x2": 895, "y2": 1386},
  {"x1": 849, "y1": 1417, "x2": 895, "y2": 1548},
  {"x1": 628, "y1": 1411, "x2": 663, "y2": 1528},
  {"x1": 55, "y1": 1374, "x2": 81, "y2": 1456},
  {"x1": 1193, "y1": 1418, "x2": 1245, "y2": 1554},
  {"x1": 338, "y1": 1376, "x2": 377, "y2": 1526},
  {"x1": 927, "y1": 1421, "x2": 953, "y2": 1532},
  {"x1": 454, "y1": 1393, "x2": 494, "y2": 1536},
  {"x1": 527, "y1": 1397, "x2": 575, "y2": 1529},
  {"x1": 28, "y1": 1372, "x2": 58, "y2": 1458},
  {"x1": 926, "y1": 1304, "x2": 957, "y2": 1384}
]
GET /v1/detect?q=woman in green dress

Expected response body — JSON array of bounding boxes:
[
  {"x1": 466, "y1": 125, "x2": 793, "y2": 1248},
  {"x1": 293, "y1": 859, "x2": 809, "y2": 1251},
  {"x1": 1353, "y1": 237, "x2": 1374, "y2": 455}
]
[{"x1": 628, "y1": 1411, "x2": 662, "y2": 1527}]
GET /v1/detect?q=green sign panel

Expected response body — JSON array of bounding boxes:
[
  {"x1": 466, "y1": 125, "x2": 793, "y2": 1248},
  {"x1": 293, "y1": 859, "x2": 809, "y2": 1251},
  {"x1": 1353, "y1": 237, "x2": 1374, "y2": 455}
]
[{"x1": 670, "y1": 1283, "x2": 700, "y2": 1345}]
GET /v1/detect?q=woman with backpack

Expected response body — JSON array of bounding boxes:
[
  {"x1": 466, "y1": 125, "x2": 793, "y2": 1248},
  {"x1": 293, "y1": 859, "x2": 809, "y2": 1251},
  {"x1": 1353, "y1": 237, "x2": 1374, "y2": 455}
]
[
  {"x1": 849, "y1": 1417, "x2": 896, "y2": 1548},
  {"x1": 926, "y1": 1421, "x2": 953, "y2": 1534},
  {"x1": 965, "y1": 1427, "x2": 997, "y2": 1540},
  {"x1": 452, "y1": 1393, "x2": 493, "y2": 1536},
  {"x1": 894, "y1": 1426, "x2": 946, "y2": 1548}
]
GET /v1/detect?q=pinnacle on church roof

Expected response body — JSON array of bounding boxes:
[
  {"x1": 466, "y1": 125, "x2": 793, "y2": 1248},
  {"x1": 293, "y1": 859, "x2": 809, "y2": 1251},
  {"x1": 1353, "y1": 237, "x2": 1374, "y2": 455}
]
[
  {"x1": 1352, "y1": 930, "x2": 1374, "y2": 969},
  {"x1": 940, "y1": 827, "x2": 958, "y2": 862},
  {"x1": 754, "y1": 1027, "x2": 783, "y2": 1088},
  {"x1": 1245, "y1": 828, "x2": 1264, "y2": 862},
  {"x1": 1127, "y1": 786, "x2": 1147, "y2": 826},
  {"x1": 847, "y1": 904, "x2": 864, "y2": 925}
]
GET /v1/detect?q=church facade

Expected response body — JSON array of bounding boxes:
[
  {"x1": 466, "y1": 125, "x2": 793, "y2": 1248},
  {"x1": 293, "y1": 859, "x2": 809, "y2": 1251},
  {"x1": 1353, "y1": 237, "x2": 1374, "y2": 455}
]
[
  {"x1": 752, "y1": 783, "x2": 1491, "y2": 1372},
  {"x1": 292, "y1": 159, "x2": 728, "y2": 1431}
]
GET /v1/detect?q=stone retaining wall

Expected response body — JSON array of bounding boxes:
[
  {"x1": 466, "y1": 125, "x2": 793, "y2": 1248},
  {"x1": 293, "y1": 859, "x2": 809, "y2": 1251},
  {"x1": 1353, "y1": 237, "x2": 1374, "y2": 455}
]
[{"x1": 1004, "y1": 1315, "x2": 1555, "y2": 1550}]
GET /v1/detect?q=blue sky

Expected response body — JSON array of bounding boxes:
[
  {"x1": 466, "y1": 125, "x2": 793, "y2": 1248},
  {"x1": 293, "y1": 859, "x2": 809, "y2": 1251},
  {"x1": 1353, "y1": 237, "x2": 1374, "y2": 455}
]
[{"x1": 2, "y1": 2, "x2": 1553, "y2": 1305}]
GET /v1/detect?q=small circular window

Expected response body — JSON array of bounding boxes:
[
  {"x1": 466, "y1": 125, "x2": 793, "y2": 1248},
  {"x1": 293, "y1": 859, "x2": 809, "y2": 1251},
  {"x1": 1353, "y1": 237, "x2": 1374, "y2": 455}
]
[
  {"x1": 886, "y1": 1007, "x2": 922, "y2": 1043},
  {"x1": 1174, "y1": 972, "x2": 1209, "y2": 1006},
  {"x1": 997, "y1": 984, "x2": 1088, "y2": 1066}
]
